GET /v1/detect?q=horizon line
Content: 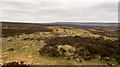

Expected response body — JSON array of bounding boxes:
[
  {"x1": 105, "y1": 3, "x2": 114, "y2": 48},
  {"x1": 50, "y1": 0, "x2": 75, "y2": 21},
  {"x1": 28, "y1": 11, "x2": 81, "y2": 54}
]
[{"x1": 0, "y1": 20, "x2": 118, "y2": 23}]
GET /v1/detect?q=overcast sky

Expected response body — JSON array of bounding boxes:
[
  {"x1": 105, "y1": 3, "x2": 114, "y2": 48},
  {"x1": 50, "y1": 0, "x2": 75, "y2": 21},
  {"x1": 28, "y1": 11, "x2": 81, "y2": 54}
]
[{"x1": 0, "y1": 0, "x2": 118, "y2": 23}]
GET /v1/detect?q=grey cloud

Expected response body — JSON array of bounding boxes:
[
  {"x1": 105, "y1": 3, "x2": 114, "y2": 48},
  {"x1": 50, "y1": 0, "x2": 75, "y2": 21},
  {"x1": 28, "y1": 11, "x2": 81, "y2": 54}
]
[
  {"x1": 1, "y1": 1, "x2": 118, "y2": 22},
  {"x1": 92, "y1": 2, "x2": 118, "y2": 12}
]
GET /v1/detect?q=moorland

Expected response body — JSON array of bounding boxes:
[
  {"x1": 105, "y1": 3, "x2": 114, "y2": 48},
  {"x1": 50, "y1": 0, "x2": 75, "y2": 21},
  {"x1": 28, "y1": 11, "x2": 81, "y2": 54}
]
[{"x1": 1, "y1": 22, "x2": 120, "y2": 66}]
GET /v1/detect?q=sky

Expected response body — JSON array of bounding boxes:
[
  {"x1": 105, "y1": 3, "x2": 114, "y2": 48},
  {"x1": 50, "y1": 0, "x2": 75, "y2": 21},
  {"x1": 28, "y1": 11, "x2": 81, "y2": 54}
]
[{"x1": 0, "y1": 0, "x2": 119, "y2": 23}]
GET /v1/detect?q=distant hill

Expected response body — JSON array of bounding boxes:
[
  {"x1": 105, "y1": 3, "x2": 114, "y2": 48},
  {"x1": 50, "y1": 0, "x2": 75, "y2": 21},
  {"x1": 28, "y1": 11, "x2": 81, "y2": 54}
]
[
  {"x1": 46, "y1": 22, "x2": 118, "y2": 27},
  {"x1": 1, "y1": 21, "x2": 118, "y2": 27}
]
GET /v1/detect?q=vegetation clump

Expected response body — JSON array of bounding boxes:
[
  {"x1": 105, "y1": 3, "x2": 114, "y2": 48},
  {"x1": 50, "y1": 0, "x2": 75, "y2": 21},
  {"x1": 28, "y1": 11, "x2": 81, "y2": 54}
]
[
  {"x1": 7, "y1": 48, "x2": 14, "y2": 51},
  {"x1": 39, "y1": 46, "x2": 60, "y2": 57},
  {"x1": 2, "y1": 62, "x2": 28, "y2": 67},
  {"x1": 39, "y1": 36, "x2": 119, "y2": 64}
]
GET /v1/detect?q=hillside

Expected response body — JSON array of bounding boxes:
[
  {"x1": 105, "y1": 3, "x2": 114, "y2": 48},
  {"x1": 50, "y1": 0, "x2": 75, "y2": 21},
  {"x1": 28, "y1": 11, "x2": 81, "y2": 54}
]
[{"x1": 2, "y1": 22, "x2": 120, "y2": 66}]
